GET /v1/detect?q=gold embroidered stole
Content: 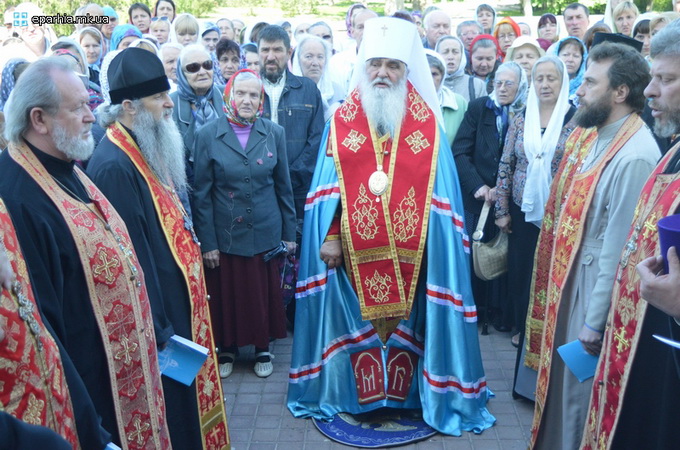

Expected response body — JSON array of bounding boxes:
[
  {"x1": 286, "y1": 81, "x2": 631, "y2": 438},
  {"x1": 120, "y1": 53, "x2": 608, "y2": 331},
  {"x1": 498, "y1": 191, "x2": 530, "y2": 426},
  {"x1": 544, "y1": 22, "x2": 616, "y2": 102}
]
[
  {"x1": 330, "y1": 84, "x2": 439, "y2": 321},
  {"x1": 0, "y1": 199, "x2": 80, "y2": 448},
  {"x1": 582, "y1": 142, "x2": 680, "y2": 450},
  {"x1": 8, "y1": 143, "x2": 171, "y2": 449},
  {"x1": 107, "y1": 122, "x2": 230, "y2": 450},
  {"x1": 527, "y1": 114, "x2": 644, "y2": 447}
]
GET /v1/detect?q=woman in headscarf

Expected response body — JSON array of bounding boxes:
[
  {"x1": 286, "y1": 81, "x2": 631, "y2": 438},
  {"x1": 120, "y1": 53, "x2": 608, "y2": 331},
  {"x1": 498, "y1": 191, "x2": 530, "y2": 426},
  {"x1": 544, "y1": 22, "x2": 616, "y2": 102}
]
[
  {"x1": 537, "y1": 13, "x2": 559, "y2": 44},
  {"x1": 0, "y1": 59, "x2": 29, "y2": 112},
  {"x1": 435, "y1": 35, "x2": 486, "y2": 101},
  {"x1": 425, "y1": 50, "x2": 468, "y2": 147},
  {"x1": 51, "y1": 38, "x2": 104, "y2": 111},
  {"x1": 110, "y1": 24, "x2": 143, "y2": 51},
  {"x1": 192, "y1": 69, "x2": 295, "y2": 379},
  {"x1": 453, "y1": 61, "x2": 528, "y2": 333},
  {"x1": 493, "y1": 17, "x2": 522, "y2": 59},
  {"x1": 291, "y1": 34, "x2": 344, "y2": 121},
  {"x1": 476, "y1": 4, "x2": 497, "y2": 34},
  {"x1": 78, "y1": 27, "x2": 103, "y2": 87},
  {"x1": 552, "y1": 36, "x2": 587, "y2": 106},
  {"x1": 494, "y1": 57, "x2": 576, "y2": 391},
  {"x1": 467, "y1": 34, "x2": 502, "y2": 94},
  {"x1": 170, "y1": 44, "x2": 226, "y2": 186},
  {"x1": 504, "y1": 35, "x2": 545, "y2": 81}
]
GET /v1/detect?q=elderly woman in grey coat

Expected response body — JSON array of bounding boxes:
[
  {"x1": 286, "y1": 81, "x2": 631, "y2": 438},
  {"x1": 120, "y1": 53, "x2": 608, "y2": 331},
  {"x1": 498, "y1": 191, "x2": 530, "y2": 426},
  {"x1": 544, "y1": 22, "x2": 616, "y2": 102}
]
[{"x1": 192, "y1": 69, "x2": 296, "y2": 379}]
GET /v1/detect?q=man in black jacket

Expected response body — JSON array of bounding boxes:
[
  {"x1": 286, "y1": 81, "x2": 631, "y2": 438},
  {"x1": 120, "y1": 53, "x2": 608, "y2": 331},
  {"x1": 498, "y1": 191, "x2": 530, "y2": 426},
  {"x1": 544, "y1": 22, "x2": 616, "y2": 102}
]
[{"x1": 258, "y1": 25, "x2": 325, "y2": 222}]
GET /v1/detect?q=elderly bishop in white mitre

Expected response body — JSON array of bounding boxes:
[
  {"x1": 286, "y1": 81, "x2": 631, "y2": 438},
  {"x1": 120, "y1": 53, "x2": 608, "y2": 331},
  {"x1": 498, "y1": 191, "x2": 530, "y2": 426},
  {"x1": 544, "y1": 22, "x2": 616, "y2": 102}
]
[{"x1": 287, "y1": 17, "x2": 495, "y2": 436}]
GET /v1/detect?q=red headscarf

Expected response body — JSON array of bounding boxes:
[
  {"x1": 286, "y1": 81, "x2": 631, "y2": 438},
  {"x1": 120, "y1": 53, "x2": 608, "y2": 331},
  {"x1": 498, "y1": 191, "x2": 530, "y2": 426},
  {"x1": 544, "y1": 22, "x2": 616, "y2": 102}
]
[
  {"x1": 222, "y1": 68, "x2": 265, "y2": 127},
  {"x1": 493, "y1": 17, "x2": 522, "y2": 57},
  {"x1": 469, "y1": 34, "x2": 502, "y2": 60}
]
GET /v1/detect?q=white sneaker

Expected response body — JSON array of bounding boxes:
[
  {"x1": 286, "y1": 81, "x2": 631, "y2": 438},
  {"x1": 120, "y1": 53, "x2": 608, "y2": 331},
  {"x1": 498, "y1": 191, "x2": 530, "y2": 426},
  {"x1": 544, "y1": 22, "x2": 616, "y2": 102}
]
[
  {"x1": 219, "y1": 362, "x2": 233, "y2": 378},
  {"x1": 253, "y1": 352, "x2": 273, "y2": 378}
]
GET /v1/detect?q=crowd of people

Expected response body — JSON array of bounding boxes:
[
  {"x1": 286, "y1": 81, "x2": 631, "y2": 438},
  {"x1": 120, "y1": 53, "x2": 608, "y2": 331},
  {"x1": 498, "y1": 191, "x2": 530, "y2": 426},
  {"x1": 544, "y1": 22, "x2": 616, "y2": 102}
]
[{"x1": 1, "y1": 0, "x2": 680, "y2": 448}]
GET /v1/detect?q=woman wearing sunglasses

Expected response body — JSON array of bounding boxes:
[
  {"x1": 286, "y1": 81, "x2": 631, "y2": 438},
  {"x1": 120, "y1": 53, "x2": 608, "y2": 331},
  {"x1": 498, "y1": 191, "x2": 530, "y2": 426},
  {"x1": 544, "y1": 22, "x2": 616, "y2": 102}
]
[
  {"x1": 191, "y1": 69, "x2": 295, "y2": 379},
  {"x1": 170, "y1": 44, "x2": 225, "y2": 187}
]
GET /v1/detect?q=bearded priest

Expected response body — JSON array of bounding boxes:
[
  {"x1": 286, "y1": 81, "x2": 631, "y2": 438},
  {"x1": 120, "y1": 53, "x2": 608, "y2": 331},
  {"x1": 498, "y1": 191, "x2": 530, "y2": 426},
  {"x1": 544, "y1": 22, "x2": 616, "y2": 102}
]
[{"x1": 287, "y1": 17, "x2": 495, "y2": 436}]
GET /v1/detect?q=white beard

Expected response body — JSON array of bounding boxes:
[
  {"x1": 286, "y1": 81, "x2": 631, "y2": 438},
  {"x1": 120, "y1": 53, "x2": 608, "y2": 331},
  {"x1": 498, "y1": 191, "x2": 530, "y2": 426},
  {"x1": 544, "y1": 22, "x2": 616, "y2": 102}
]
[
  {"x1": 359, "y1": 75, "x2": 408, "y2": 138},
  {"x1": 132, "y1": 106, "x2": 188, "y2": 194},
  {"x1": 53, "y1": 124, "x2": 95, "y2": 161}
]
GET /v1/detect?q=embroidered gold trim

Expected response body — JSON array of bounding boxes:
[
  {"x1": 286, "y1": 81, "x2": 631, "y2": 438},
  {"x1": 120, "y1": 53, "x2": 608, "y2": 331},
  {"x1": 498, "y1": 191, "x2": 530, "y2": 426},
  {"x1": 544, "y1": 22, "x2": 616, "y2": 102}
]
[
  {"x1": 351, "y1": 184, "x2": 379, "y2": 240},
  {"x1": 364, "y1": 270, "x2": 393, "y2": 304},
  {"x1": 392, "y1": 187, "x2": 419, "y2": 242}
]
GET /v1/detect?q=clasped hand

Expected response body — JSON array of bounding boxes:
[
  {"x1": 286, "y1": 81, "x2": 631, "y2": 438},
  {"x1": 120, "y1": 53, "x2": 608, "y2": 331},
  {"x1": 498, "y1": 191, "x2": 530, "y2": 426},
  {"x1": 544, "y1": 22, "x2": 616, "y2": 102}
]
[{"x1": 320, "y1": 239, "x2": 343, "y2": 269}]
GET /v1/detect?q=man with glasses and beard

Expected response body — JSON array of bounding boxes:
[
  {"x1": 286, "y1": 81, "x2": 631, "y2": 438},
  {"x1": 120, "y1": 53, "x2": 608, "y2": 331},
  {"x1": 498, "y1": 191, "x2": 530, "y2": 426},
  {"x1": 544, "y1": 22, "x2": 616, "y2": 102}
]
[
  {"x1": 288, "y1": 17, "x2": 494, "y2": 437},
  {"x1": 525, "y1": 41, "x2": 660, "y2": 450},
  {"x1": 88, "y1": 48, "x2": 230, "y2": 450},
  {"x1": 584, "y1": 20, "x2": 680, "y2": 450},
  {"x1": 0, "y1": 57, "x2": 170, "y2": 448}
]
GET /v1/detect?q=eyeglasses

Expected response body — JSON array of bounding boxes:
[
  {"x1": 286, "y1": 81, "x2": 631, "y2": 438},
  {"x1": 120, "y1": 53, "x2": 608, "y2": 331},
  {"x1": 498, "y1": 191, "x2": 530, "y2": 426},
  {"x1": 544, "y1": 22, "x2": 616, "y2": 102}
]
[
  {"x1": 497, "y1": 33, "x2": 517, "y2": 41},
  {"x1": 494, "y1": 80, "x2": 516, "y2": 88},
  {"x1": 151, "y1": 16, "x2": 169, "y2": 22},
  {"x1": 185, "y1": 60, "x2": 213, "y2": 73}
]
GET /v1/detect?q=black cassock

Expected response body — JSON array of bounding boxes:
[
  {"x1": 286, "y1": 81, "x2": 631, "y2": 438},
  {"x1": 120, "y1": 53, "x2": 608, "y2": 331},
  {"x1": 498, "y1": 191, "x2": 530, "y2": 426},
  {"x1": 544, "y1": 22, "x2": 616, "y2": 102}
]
[
  {"x1": 0, "y1": 145, "x2": 114, "y2": 448},
  {"x1": 88, "y1": 129, "x2": 202, "y2": 449}
]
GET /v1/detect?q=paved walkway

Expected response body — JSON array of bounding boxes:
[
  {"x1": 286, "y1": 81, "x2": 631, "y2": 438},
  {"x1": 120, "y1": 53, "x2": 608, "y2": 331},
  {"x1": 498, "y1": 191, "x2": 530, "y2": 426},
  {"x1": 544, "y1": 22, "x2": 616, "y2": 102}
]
[{"x1": 221, "y1": 326, "x2": 535, "y2": 449}]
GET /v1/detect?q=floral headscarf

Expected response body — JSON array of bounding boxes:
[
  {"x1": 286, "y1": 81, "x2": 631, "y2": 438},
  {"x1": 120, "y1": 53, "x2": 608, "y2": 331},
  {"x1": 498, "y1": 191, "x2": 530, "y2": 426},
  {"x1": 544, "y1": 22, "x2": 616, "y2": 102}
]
[
  {"x1": 552, "y1": 36, "x2": 588, "y2": 103},
  {"x1": 176, "y1": 48, "x2": 219, "y2": 128},
  {"x1": 223, "y1": 68, "x2": 264, "y2": 127},
  {"x1": 0, "y1": 58, "x2": 28, "y2": 112},
  {"x1": 345, "y1": 3, "x2": 366, "y2": 38},
  {"x1": 487, "y1": 61, "x2": 528, "y2": 144}
]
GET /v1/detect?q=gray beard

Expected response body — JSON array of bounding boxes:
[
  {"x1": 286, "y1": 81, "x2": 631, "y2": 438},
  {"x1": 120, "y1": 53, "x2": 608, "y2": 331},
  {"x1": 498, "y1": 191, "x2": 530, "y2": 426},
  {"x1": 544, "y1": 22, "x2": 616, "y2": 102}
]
[
  {"x1": 654, "y1": 111, "x2": 680, "y2": 138},
  {"x1": 53, "y1": 124, "x2": 95, "y2": 161},
  {"x1": 359, "y1": 75, "x2": 408, "y2": 138},
  {"x1": 132, "y1": 107, "x2": 188, "y2": 194}
]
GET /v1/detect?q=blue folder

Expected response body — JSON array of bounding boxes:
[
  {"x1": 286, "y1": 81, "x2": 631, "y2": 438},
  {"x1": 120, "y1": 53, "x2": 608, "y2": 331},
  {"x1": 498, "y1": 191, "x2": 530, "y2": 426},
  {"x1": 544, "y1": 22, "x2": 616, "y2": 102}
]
[
  {"x1": 158, "y1": 334, "x2": 209, "y2": 386},
  {"x1": 557, "y1": 339, "x2": 599, "y2": 383}
]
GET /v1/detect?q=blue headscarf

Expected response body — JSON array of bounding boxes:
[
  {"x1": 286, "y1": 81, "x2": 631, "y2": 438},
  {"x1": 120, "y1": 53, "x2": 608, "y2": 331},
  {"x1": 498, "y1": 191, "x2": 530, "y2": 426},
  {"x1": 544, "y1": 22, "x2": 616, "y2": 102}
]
[
  {"x1": 110, "y1": 24, "x2": 142, "y2": 51},
  {"x1": 0, "y1": 58, "x2": 28, "y2": 112},
  {"x1": 552, "y1": 36, "x2": 587, "y2": 104},
  {"x1": 175, "y1": 48, "x2": 219, "y2": 128}
]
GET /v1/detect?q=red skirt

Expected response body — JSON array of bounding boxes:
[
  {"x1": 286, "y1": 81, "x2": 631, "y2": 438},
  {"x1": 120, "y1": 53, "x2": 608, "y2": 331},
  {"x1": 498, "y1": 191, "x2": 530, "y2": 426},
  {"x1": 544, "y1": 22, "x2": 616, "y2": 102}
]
[{"x1": 205, "y1": 252, "x2": 287, "y2": 349}]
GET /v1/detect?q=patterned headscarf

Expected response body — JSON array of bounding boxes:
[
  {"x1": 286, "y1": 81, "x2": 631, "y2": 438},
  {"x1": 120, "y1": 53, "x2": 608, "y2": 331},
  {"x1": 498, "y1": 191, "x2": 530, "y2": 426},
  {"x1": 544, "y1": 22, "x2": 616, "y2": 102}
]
[
  {"x1": 0, "y1": 58, "x2": 28, "y2": 112},
  {"x1": 487, "y1": 61, "x2": 529, "y2": 144},
  {"x1": 346, "y1": 3, "x2": 366, "y2": 37},
  {"x1": 552, "y1": 36, "x2": 588, "y2": 103},
  {"x1": 222, "y1": 68, "x2": 264, "y2": 128},
  {"x1": 175, "y1": 48, "x2": 219, "y2": 128}
]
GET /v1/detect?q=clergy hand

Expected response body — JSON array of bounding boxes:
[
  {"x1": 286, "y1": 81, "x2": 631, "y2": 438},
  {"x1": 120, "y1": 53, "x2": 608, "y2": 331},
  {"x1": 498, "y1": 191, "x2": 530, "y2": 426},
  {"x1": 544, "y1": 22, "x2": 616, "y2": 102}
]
[
  {"x1": 320, "y1": 240, "x2": 343, "y2": 269},
  {"x1": 578, "y1": 325, "x2": 603, "y2": 356},
  {"x1": 637, "y1": 247, "x2": 680, "y2": 320},
  {"x1": 495, "y1": 215, "x2": 512, "y2": 233},
  {"x1": 202, "y1": 250, "x2": 220, "y2": 269},
  {"x1": 0, "y1": 246, "x2": 14, "y2": 291}
]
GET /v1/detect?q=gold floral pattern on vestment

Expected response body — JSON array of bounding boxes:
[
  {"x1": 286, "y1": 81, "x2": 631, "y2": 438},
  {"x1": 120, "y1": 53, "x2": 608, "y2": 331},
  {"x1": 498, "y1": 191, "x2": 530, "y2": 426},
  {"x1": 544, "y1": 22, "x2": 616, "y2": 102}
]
[
  {"x1": 351, "y1": 184, "x2": 379, "y2": 240},
  {"x1": 392, "y1": 187, "x2": 419, "y2": 242},
  {"x1": 407, "y1": 92, "x2": 431, "y2": 122},
  {"x1": 404, "y1": 130, "x2": 430, "y2": 155},
  {"x1": 339, "y1": 91, "x2": 359, "y2": 122},
  {"x1": 23, "y1": 393, "x2": 44, "y2": 425},
  {"x1": 364, "y1": 270, "x2": 393, "y2": 304},
  {"x1": 617, "y1": 294, "x2": 636, "y2": 326}
]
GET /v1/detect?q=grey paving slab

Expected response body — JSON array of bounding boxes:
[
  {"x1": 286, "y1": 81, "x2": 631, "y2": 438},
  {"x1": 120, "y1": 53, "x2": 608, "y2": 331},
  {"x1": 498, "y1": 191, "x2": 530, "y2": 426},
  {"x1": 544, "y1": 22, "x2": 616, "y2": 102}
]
[{"x1": 222, "y1": 328, "x2": 533, "y2": 449}]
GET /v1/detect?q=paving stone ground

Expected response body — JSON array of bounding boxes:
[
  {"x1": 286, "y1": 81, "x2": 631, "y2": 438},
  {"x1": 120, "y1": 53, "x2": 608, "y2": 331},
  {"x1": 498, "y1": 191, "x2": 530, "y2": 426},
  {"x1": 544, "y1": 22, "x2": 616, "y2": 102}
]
[{"x1": 221, "y1": 326, "x2": 534, "y2": 450}]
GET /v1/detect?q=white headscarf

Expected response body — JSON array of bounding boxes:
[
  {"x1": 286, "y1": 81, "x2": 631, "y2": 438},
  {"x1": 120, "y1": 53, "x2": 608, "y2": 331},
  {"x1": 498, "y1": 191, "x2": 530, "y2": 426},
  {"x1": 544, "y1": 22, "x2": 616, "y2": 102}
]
[
  {"x1": 291, "y1": 34, "x2": 335, "y2": 117},
  {"x1": 521, "y1": 56, "x2": 571, "y2": 226},
  {"x1": 99, "y1": 49, "x2": 122, "y2": 104},
  {"x1": 348, "y1": 17, "x2": 443, "y2": 125}
]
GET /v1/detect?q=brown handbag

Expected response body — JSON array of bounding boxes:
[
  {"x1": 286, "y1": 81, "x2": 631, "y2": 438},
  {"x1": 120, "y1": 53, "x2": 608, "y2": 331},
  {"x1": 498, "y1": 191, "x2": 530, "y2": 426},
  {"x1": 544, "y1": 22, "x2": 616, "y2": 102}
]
[{"x1": 472, "y1": 201, "x2": 508, "y2": 281}]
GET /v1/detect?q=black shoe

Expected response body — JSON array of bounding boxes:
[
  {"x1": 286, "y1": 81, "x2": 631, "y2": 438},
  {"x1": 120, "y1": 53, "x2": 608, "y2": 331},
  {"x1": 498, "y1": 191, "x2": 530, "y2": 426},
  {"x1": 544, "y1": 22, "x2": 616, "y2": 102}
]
[{"x1": 493, "y1": 323, "x2": 511, "y2": 332}]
